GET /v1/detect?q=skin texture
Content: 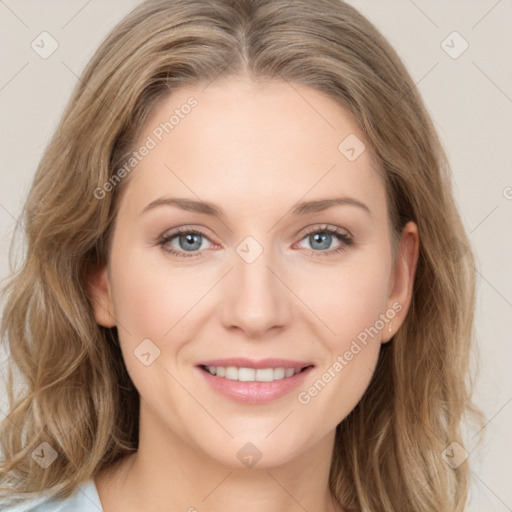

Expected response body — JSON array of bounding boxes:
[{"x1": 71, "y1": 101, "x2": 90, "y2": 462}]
[{"x1": 90, "y1": 76, "x2": 419, "y2": 512}]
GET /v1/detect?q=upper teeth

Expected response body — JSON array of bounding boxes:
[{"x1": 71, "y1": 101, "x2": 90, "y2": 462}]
[{"x1": 205, "y1": 366, "x2": 301, "y2": 382}]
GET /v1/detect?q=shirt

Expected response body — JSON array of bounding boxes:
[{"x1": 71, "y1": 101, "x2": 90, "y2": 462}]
[{"x1": 2, "y1": 479, "x2": 102, "y2": 512}]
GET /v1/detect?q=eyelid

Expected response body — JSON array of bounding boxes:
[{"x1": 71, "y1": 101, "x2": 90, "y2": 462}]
[
  {"x1": 159, "y1": 225, "x2": 214, "y2": 242},
  {"x1": 159, "y1": 223, "x2": 351, "y2": 243},
  {"x1": 158, "y1": 225, "x2": 216, "y2": 248},
  {"x1": 296, "y1": 223, "x2": 352, "y2": 239}
]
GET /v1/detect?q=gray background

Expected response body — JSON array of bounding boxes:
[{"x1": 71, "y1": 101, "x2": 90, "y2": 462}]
[{"x1": 1, "y1": 1, "x2": 511, "y2": 510}]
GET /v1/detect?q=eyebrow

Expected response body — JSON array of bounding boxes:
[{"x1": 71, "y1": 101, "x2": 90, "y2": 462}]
[{"x1": 141, "y1": 196, "x2": 371, "y2": 218}]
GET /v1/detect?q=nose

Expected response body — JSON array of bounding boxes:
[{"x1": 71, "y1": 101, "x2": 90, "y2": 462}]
[{"x1": 219, "y1": 241, "x2": 292, "y2": 338}]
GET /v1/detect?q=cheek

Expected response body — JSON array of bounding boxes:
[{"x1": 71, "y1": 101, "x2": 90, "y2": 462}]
[
  {"x1": 296, "y1": 263, "x2": 389, "y2": 422},
  {"x1": 305, "y1": 253, "x2": 392, "y2": 417},
  {"x1": 109, "y1": 245, "x2": 205, "y2": 336},
  {"x1": 298, "y1": 252, "x2": 392, "y2": 348},
  {"x1": 107, "y1": 244, "x2": 218, "y2": 389}
]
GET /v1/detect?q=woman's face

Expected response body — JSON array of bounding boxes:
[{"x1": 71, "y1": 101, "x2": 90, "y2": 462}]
[{"x1": 91, "y1": 77, "x2": 418, "y2": 468}]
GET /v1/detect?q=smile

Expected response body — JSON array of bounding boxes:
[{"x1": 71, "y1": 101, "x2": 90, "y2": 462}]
[
  {"x1": 196, "y1": 363, "x2": 315, "y2": 405},
  {"x1": 200, "y1": 365, "x2": 310, "y2": 382}
]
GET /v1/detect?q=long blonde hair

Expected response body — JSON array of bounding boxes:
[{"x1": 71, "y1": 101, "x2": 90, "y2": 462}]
[{"x1": 0, "y1": 0, "x2": 484, "y2": 509}]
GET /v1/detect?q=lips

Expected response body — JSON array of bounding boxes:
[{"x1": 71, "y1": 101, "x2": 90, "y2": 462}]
[{"x1": 195, "y1": 357, "x2": 315, "y2": 405}]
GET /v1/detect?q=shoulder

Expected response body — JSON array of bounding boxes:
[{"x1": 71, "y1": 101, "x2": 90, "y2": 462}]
[{"x1": 1, "y1": 479, "x2": 102, "y2": 512}]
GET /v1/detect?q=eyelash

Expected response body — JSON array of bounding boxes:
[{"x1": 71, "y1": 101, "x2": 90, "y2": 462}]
[{"x1": 158, "y1": 225, "x2": 353, "y2": 259}]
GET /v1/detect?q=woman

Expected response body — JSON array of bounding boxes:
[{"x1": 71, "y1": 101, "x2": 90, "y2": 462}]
[{"x1": 0, "y1": 0, "x2": 484, "y2": 510}]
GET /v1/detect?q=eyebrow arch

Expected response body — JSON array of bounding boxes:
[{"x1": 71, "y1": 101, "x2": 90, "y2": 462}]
[{"x1": 141, "y1": 196, "x2": 371, "y2": 217}]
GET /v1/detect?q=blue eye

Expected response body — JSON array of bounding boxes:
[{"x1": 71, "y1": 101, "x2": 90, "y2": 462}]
[
  {"x1": 296, "y1": 225, "x2": 353, "y2": 257},
  {"x1": 159, "y1": 224, "x2": 353, "y2": 259},
  {"x1": 159, "y1": 227, "x2": 212, "y2": 258}
]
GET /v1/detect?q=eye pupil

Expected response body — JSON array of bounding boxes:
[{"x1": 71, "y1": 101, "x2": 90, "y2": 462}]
[
  {"x1": 180, "y1": 233, "x2": 202, "y2": 251},
  {"x1": 310, "y1": 232, "x2": 331, "y2": 250}
]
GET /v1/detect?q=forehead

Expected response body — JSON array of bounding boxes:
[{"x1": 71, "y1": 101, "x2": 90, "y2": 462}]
[{"x1": 119, "y1": 78, "x2": 387, "y2": 220}]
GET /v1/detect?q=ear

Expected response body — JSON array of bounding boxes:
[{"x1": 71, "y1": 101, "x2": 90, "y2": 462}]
[
  {"x1": 88, "y1": 264, "x2": 117, "y2": 328},
  {"x1": 382, "y1": 221, "x2": 419, "y2": 343}
]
